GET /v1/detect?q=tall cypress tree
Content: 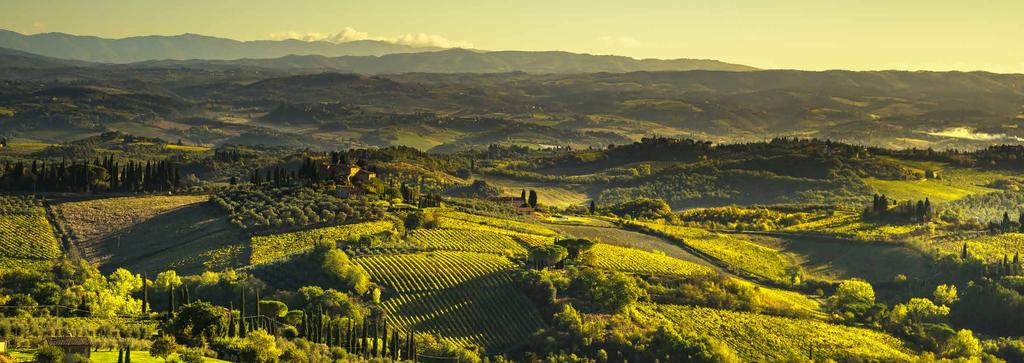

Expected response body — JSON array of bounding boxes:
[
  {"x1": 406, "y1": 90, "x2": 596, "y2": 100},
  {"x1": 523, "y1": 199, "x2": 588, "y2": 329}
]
[{"x1": 141, "y1": 273, "x2": 149, "y2": 314}]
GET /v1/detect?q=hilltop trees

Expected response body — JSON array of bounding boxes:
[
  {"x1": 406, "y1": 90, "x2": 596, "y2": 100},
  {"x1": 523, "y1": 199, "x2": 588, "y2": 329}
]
[
  {"x1": 0, "y1": 157, "x2": 181, "y2": 193},
  {"x1": 864, "y1": 194, "x2": 931, "y2": 223}
]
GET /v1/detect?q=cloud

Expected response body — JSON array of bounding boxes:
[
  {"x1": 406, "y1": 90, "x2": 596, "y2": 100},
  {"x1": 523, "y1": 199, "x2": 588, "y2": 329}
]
[
  {"x1": 923, "y1": 127, "x2": 1024, "y2": 142},
  {"x1": 30, "y1": 21, "x2": 46, "y2": 31},
  {"x1": 600, "y1": 36, "x2": 642, "y2": 49},
  {"x1": 269, "y1": 27, "x2": 471, "y2": 49}
]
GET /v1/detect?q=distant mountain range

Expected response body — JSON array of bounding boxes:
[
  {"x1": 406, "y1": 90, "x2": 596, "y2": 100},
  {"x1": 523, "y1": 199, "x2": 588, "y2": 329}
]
[
  {"x1": 0, "y1": 29, "x2": 756, "y2": 73},
  {"x1": 0, "y1": 29, "x2": 440, "y2": 63}
]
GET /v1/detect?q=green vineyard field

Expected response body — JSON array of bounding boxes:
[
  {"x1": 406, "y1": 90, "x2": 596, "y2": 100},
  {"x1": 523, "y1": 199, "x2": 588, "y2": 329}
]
[
  {"x1": 587, "y1": 243, "x2": 714, "y2": 278},
  {"x1": 434, "y1": 213, "x2": 555, "y2": 247},
  {"x1": 250, "y1": 220, "x2": 394, "y2": 264},
  {"x1": 355, "y1": 251, "x2": 545, "y2": 350},
  {"x1": 0, "y1": 196, "x2": 60, "y2": 260},
  {"x1": 407, "y1": 228, "x2": 528, "y2": 256}
]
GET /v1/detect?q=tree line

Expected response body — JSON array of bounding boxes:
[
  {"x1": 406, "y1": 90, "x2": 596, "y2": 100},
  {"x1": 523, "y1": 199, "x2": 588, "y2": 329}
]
[{"x1": 0, "y1": 156, "x2": 181, "y2": 193}]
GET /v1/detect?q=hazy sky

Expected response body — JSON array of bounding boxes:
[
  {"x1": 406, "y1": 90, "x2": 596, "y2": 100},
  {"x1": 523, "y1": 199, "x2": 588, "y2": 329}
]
[{"x1": 1, "y1": 0, "x2": 1021, "y2": 72}]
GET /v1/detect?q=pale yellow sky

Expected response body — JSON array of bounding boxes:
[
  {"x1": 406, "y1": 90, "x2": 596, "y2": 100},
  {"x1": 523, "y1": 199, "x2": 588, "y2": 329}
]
[{"x1": 1, "y1": 0, "x2": 1021, "y2": 72}]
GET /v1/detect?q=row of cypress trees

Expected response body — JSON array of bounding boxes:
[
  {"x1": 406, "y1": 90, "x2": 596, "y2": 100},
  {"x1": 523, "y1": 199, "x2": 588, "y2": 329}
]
[{"x1": 0, "y1": 156, "x2": 180, "y2": 193}]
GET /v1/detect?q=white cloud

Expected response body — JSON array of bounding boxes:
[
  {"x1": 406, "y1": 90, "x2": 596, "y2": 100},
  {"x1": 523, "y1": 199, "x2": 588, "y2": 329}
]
[
  {"x1": 269, "y1": 27, "x2": 471, "y2": 49},
  {"x1": 600, "y1": 36, "x2": 642, "y2": 49}
]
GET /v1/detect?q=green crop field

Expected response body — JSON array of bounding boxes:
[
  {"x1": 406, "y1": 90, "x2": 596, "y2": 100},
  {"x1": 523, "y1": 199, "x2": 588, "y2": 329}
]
[
  {"x1": 639, "y1": 304, "x2": 912, "y2": 362},
  {"x1": 0, "y1": 196, "x2": 61, "y2": 260},
  {"x1": 434, "y1": 211, "x2": 556, "y2": 247},
  {"x1": 629, "y1": 221, "x2": 800, "y2": 284},
  {"x1": 587, "y1": 243, "x2": 714, "y2": 278},
  {"x1": 355, "y1": 251, "x2": 545, "y2": 350},
  {"x1": 407, "y1": 228, "x2": 528, "y2": 256},
  {"x1": 250, "y1": 220, "x2": 394, "y2": 264},
  {"x1": 745, "y1": 234, "x2": 928, "y2": 286},
  {"x1": 435, "y1": 210, "x2": 558, "y2": 236}
]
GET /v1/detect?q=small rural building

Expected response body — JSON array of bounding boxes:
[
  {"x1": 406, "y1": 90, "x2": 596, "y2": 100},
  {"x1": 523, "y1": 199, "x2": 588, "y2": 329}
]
[{"x1": 44, "y1": 337, "x2": 91, "y2": 362}]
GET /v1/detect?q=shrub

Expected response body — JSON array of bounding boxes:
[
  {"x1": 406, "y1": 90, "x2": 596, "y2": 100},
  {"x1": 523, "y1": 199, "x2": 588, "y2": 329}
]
[{"x1": 35, "y1": 346, "x2": 64, "y2": 363}]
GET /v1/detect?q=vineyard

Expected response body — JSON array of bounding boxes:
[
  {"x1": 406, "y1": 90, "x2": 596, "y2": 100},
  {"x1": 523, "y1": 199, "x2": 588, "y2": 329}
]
[
  {"x1": 0, "y1": 196, "x2": 61, "y2": 260},
  {"x1": 434, "y1": 210, "x2": 558, "y2": 236},
  {"x1": 934, "y1": 233, "x2": 1024, "y2": 261},
  {"x1": 354, "y1": 251, "x2": 545, "y2": 350},
  {"x1": 434, "y1": 212, "x2": 555, "y2": 247},
  {"x1": 587, "y1": 243, "x2": 714, "y2": 278},
  {"x1": 639, "y1": 304, "x2": 912, "y2": 362},
  {"x1": 52, "y1": 194, "x2": 207, "y2": 244},
  {"x1": 783, "y1": 210, "x2": 927, "y2": 241},
  {"x1": 250, "y1": 220, "x2": 395, "y2": 264},
  {"x1": 406, "y1": 229, "x2": 528, "y2": 257},
  {"x1": 629, "y1": 221, "x2": 800, "y2": 284}
]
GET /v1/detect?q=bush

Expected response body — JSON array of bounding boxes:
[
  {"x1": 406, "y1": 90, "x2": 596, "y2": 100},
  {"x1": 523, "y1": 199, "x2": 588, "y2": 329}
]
[
  {"x1": 35, "y1": 346, "x2": 64, "y2": 363},
  {"x1": 179, "y1": 348, "x2": 205, "y2": 363}
]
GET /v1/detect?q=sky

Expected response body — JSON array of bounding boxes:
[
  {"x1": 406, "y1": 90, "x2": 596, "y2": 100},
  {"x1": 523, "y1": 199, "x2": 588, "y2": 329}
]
[{"x1": 1, "y1": 0, "x2": 1022, "y2": 73}]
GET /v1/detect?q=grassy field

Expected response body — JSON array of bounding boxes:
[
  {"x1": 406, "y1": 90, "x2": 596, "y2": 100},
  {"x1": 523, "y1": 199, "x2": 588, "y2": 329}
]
[
  {"x1": 864, "y1": 156, "x2": 1011, "y2": 203},
  {"x1": 744, "y1": 234, "x2": 928, "y2": 285},
  {"x1": 474, "y1": 175, "x2": 590, "y2": 208},
  {"x1": 355, "y1": 251, "x2": 545, "y2": 351},
  {"x1": 12, "y1": 349, "x2": 231, "y2": 363},
  {"x1": 639, "y1": 304, "x2": 912, "y2": 362}
]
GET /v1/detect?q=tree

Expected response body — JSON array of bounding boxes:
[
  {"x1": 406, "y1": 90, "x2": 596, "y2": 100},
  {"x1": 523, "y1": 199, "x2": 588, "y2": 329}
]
[
  {"x1": 529, "y1": 245, "x2": 568, "y2": 268},
  {"x1": 259, "y1": 300, "x2": 289, "y2": 318},
  {"x1": 34, "y1": 346, "x2": 64, "y2": 363},
  {"x1": 943, "y1": 329, "x2": 982, "y2": 359},
  {"x1": 528, "y1": 190, "x2": 538, "y2": 208},
  {"x1": 1003, "y1": 212, "x2": 1013, "y2": 231},
  {"x1": 826, "y1": 279, "x2": 879, "y2": 323},
  {"x1": 239, "y1": 330, "x2": 282, "y2": 363},
  {"x1": 571, "y1": 268, "x2": 644, "y2": 312},
  {"x1": 933, "y1": 284, "x2": 958, "y2": 306},
  {"x1": 169, "y1": 302, "x2": 230, "y2": 346},
  {"x1": 588, "y1": 200, "x2": 597, "y2": 215},
  {"x1": 149, "y1": 335, "x2": 178, "y2": 362}
]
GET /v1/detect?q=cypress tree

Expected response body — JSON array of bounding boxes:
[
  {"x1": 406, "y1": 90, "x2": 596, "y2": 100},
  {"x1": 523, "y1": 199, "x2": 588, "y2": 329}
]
[
  {"x1": 528, "y1": 190, "x2": 538, "y2": 208},
  {"x1": 372, "y1": 320, "x2": 379, "y2": 357},
  {"x1": 239, "y1": 289, "x2": 247, "y2": 338},
  {"x1": 167, "y1": 285, "x2": 175, "y2": 320},
  {"x1": 125, "y1": 347, "x2": 131, "y2": 363},
  {"x1": 142, "y1": 273, "x2": 149, "y2": 314},
  {"x1": 962, "y1": 243, "x2": 969, "y2": 259},
  {"x1": 228, "y1": 302, "x2": 236, "y2": 338},
  {"x1": 117, "y1": 348, "x2": 124, "y2": 363}
]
